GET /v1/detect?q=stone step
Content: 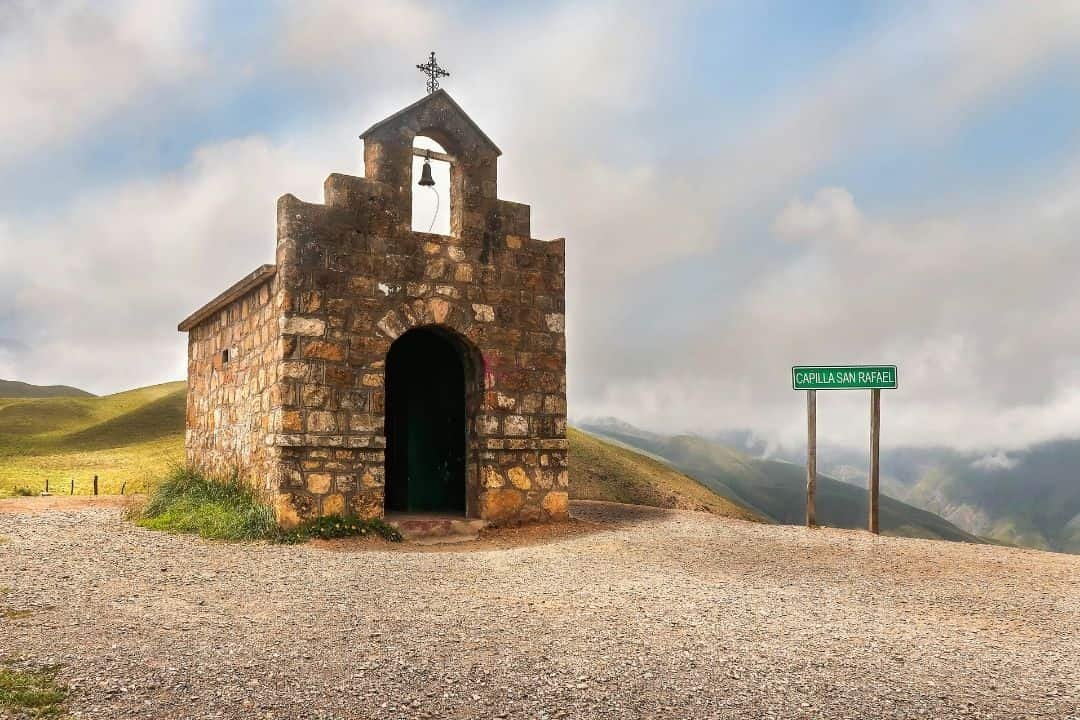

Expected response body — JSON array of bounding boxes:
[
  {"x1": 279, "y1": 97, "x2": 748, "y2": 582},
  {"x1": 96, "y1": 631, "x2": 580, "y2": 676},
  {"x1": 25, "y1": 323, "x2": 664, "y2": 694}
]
[{"x1": 386, "y1": 515, "x2": 489, "y2": 543}]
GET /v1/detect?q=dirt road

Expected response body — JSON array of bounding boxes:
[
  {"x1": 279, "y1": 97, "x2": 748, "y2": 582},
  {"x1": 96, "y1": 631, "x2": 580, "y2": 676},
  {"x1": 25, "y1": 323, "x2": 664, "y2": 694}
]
[{"x1": 1, "y1": 499, "x2": 1076, "y2": 719}]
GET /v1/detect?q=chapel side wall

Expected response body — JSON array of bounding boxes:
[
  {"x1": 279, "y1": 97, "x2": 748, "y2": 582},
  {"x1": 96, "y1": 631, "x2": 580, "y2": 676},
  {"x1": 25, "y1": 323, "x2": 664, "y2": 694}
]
[
  {"x1": 269, "y1": 182, "x2": 568, "y2": 526},
  {"x1": 185, "y1": 278, "x2": 281, "y2": 493}
]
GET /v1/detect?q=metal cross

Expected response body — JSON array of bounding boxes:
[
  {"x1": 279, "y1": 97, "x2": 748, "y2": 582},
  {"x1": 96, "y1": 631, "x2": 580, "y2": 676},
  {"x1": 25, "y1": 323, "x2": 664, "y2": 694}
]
[{"x1": 416, "y1": 51, "x2": 449, "y2": 94}]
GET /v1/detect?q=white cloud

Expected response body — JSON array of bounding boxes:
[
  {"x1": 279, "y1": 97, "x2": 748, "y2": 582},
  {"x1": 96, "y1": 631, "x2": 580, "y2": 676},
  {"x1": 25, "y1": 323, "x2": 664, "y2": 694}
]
[
  {"x1": 972, "y1": 452, "x2": 1019, "y2": 471},
  {"x1": 0, "y1": 0, "x2": 202, "y2": 168},
  {"x1": 773, "y1": 187, "x2": 862, "y2": 243},
  {"x1": 577, "y1": 163, "x2": 1080, "y2": 451},
  {"x1": 280, "y1": 0, "x2": 435, "y2": 67},
  {"x1": 0, "y1": 133, "x2": 345, "y2": 393}
]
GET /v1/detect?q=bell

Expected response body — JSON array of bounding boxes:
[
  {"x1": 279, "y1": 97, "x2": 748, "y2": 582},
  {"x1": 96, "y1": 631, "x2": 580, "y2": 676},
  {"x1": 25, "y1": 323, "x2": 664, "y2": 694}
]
[{"x1": 418, "y1": 159, "x2": 435, "y2": 187}]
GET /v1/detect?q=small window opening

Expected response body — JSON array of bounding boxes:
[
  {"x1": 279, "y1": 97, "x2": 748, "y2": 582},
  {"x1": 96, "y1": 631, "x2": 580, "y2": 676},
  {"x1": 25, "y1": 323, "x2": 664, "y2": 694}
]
[
  {"x1": 221, "y1": 349, "x2": 230, "y2": 364},
  {"x1": 411, "y1": 136, "x2": 451, "y2": 235}
]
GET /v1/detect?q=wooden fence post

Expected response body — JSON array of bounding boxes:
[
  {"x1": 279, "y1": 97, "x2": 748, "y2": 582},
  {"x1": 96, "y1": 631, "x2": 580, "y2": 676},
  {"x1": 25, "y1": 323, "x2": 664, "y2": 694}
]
[
  {"x1": 93, "y1": 475, "x2": 99, "y2": 496},
  {"x1": 70, "y1": 478, "x2": 74, "y2": 495},
  {"x1": 120, "y1": 482, "x2": 127, "y2": 496},
  {"x1": 45, "y1": 478, "x2": 49, "y2": 494},
  {"x1": 806, "y1": 389, "x2": 817, "y2": 527}
]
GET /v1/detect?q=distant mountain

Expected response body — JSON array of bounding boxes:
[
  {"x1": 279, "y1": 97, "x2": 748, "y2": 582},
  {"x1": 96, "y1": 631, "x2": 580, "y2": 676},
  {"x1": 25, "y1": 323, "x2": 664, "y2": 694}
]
[
  {"x1": 858, "y1": 442, "x2": 1079, "y2": 553},
  {"x1": 0, "y1": 379, "x2": 94, "y2": 399},
  {"x1": 580, "y1": 419, "x2": 982, "y2": 544},
  {"x1": 723, "y1": 436, "x2": 1080, "y2": 554}
]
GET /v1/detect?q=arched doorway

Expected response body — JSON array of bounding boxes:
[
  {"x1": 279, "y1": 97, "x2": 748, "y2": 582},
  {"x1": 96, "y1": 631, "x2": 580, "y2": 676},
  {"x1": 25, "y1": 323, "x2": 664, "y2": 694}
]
[{"x1": 384, "y1": 327, "x2": 468, "y2": 514}]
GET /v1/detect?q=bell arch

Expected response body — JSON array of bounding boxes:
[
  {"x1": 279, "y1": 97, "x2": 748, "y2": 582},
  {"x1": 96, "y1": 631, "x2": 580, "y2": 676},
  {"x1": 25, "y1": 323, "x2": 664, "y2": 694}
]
[{"x1": 412, "y1": 135, "x2": 452, "y2": 235}]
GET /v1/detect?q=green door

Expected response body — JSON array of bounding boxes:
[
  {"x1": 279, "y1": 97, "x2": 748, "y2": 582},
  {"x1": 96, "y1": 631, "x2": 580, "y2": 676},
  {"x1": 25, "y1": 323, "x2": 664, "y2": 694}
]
[{"x1": 385, "y1": 329, "x2": 466, "y2": 513}]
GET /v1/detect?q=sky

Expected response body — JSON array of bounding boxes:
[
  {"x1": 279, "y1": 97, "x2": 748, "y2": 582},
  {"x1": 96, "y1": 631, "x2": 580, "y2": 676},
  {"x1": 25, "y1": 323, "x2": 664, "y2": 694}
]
[{"x1": 2, "y1": 0, "x2": 1080, "y2": 452}]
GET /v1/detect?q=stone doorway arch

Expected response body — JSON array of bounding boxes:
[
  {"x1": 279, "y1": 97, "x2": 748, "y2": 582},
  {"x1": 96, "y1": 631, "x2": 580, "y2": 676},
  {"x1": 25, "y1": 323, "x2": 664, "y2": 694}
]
[{"x1": 384, "y1": 324, "x2": 482, "y2": 515}]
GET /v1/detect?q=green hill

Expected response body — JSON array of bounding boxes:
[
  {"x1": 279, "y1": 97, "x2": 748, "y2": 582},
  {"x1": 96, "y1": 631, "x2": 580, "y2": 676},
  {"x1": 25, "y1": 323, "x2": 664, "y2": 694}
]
[
  {"x1": 0, "y1": 382, "x2": 186, "y2": 495},
  {"x1": 568, "y1": 428, "x2": 762, "y2": 521},
  {"x1": 581, "y1": 422, "x2": 982, "y2": 544},
  {"x1": 0, "y1": 384, "x2": 761, "y2": 522},
  {"x1": 0, "y1": 379, "x2": 94, "y2": 399}
]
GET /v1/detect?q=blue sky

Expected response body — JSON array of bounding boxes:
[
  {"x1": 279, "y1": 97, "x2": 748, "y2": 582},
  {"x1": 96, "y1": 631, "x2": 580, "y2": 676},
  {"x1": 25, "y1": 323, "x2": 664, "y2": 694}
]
[{"x1": 2, "y1": 0, "x2": 1080, "y2": 450}]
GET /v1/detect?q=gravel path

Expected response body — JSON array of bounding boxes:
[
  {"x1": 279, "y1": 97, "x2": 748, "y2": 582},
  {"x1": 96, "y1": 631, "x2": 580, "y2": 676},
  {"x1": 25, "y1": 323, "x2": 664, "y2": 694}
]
[{"x1": 1, "y1": 500, "x2": 1077, "y2": 719}]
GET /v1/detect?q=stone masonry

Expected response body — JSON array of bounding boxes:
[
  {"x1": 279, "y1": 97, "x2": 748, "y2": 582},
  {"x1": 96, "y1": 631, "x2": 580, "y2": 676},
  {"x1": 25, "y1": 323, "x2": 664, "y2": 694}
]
[{"x1": 179, "y1": 91, "x2": 568, "y2": 528}]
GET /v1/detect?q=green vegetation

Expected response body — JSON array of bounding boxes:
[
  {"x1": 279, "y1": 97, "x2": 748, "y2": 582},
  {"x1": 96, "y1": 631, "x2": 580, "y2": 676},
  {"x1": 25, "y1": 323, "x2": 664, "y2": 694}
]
[
  {"x1": 134, "y1": 466, "x2": 403, "y2": 543},
  {"x1": 582, "y1": 423, "x2": 983, "y2": 544},
  {"x1": 0, "y1": 661, "x2": 68, "y2": 718},
  {"x1": 568, "y1": 428, "x2": 763, "y2": 522},
  {"x1": 279, "y1": 515, "x2": 403, "y2": 543},
  {"x1": 0, "y1": 381, "x2": 185, "y2": 496},
  {"x1": 134, "y1": 466, "x2": 277, "y2": 541},
  {"x1": 0, "y1": 379, "x2": 93, "y2": 399}
]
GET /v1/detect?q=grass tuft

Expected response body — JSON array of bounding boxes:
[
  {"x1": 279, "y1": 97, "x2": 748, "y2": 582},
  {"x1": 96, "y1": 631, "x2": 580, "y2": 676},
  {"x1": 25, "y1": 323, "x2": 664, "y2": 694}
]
[
  {"x1": 0, "y1": 662, "x2": 68, "y2": 718},
  {"x1": 133, "y1": 466, "x2": 276, "y2": 541},
  {"x1": 133, "y1": 466, "x2": 402, "y2": 544}
]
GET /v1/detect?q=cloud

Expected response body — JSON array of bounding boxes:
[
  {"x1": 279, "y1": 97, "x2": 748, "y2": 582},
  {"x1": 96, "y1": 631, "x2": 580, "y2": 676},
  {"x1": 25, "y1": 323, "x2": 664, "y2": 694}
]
[
  {"x1": 773, "y1": 187, "x2": 862, "y2": 243},
  {"x1": 971, "y1": 452, "x2": 1019, "y2": 471},
  {"x1": 0, "y1": 134, "x2": 342, "y2": 393},
  {"x1": 280, "y1": 0, "x2": 435, "y2": 66},
  {"x1": 575, "y1": 162, "x2": 1080, "y2": 451},
  {"x1": 0, "y1": 338, "x2": 27, "y2": 380},
  {"x1": 0, "y1": 0, "x2": 202, "y2": 169}
]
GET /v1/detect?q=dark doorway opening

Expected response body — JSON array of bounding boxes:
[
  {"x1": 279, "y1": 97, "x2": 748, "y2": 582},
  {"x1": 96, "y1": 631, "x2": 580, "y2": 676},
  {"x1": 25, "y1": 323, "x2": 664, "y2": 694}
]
[{"x1": 385, "y1": 327, "x2": 467, "y2": 514}]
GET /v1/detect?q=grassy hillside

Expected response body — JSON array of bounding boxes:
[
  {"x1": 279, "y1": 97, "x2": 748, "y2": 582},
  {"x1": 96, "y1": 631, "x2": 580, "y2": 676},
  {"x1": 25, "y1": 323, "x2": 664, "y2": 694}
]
[
  {"x1": 0, "y1": 382, "x2": 186, "y2": 495},
  {"x1": 0, "y1": 384, "x2": 761, "y2": 522},
  {"x1": 582, "y1": 423, "x2": 983, "y2": 544},
  {"x1": 568, "y1": 428, "x2": 762, "y2": 521},
  {"x1": 874, "y1": 441, "x2": 1080, "y2": 553},
  {"x1": 0, "y1": 379, "x2": 94, "y2": 399}
]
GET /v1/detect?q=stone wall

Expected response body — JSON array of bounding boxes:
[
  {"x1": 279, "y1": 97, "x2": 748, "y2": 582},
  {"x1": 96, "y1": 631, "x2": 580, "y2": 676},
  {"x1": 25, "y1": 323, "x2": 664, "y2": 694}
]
[
  {"x1": 269, "y1": 180, "x2": 568, "y2": 526},
  {"x1": 184, "y1": 277, "x2": 281, "y2": 493}
]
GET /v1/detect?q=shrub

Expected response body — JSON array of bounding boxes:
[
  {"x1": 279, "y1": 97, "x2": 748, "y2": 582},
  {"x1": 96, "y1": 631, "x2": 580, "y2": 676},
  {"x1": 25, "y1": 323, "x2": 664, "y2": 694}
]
[
  {"x1": 13, "y1": 487, "x2": 33, "y2": 497},
  {"x1": 133, "y1": 466, "x2": 276, "y2": 541}
]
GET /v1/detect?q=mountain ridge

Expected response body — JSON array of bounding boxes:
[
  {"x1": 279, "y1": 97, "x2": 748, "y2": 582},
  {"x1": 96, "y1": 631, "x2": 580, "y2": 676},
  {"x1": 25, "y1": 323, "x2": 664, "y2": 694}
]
[
  {"x1": 580, "y1": 420, "x2": 985, "y2": 545},
  {"x1": 0, "y1": 379, "x2": 95, "y2": 399}
]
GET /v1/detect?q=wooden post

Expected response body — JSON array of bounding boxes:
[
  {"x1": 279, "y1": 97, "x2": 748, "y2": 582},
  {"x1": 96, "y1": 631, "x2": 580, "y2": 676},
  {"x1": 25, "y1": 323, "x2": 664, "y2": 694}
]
[
  {"x1": 70, "y1": 478, "x2": 74, "y2": 495},
  {"x1": 806, "y1": 389, "x2": 817, "y2": 527},
  {"x1": 120, "y1": 482, "x2": 127, "y2": 496},
  {"x1": 93, "y1": 475, "x2": 98, "y2": 496},
  {"x1": 45, "y1": 478, "x2": 49, "y2": 493},
  {"x1": 869, "y1": 388, "x2": 880, "y2": 534}
]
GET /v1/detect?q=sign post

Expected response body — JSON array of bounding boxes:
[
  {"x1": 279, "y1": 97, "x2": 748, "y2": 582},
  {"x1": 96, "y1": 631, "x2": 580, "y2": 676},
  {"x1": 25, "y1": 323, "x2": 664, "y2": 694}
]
[
  {"x1": 870, "y1": 388, "x2": 880, "y2": 534},
  {"x1": 806, "y1": 389, "x2": 816, "y2": 527},
  {"x1": 792, "y1": 365, "x2": 897, "y2": 534}
]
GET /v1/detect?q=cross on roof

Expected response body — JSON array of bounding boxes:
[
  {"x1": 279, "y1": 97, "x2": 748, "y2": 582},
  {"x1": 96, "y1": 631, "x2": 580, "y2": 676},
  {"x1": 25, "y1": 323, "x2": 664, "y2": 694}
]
[{"x1": 416, "y1": 51, "x2": 450, "y2": 95}]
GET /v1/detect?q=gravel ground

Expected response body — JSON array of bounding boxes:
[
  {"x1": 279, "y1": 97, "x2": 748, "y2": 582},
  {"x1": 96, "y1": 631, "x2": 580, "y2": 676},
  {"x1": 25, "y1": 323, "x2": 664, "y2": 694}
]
[{"x1": 0, "y1": 499, "x2": 1077, "y2": 719}]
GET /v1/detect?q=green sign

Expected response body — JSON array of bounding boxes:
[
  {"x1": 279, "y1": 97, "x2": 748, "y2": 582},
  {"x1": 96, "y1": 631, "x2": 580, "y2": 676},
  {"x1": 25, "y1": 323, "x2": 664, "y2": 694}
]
[{"x1": 792, "y1": 365, "x2": 897, "y2": 390}]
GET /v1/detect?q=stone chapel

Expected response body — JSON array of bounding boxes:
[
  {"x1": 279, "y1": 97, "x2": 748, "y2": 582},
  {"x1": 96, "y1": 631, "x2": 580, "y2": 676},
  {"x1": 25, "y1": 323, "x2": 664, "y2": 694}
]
[{"x1": 178, "y1": 90, "x2": 568, "y2": 528}]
